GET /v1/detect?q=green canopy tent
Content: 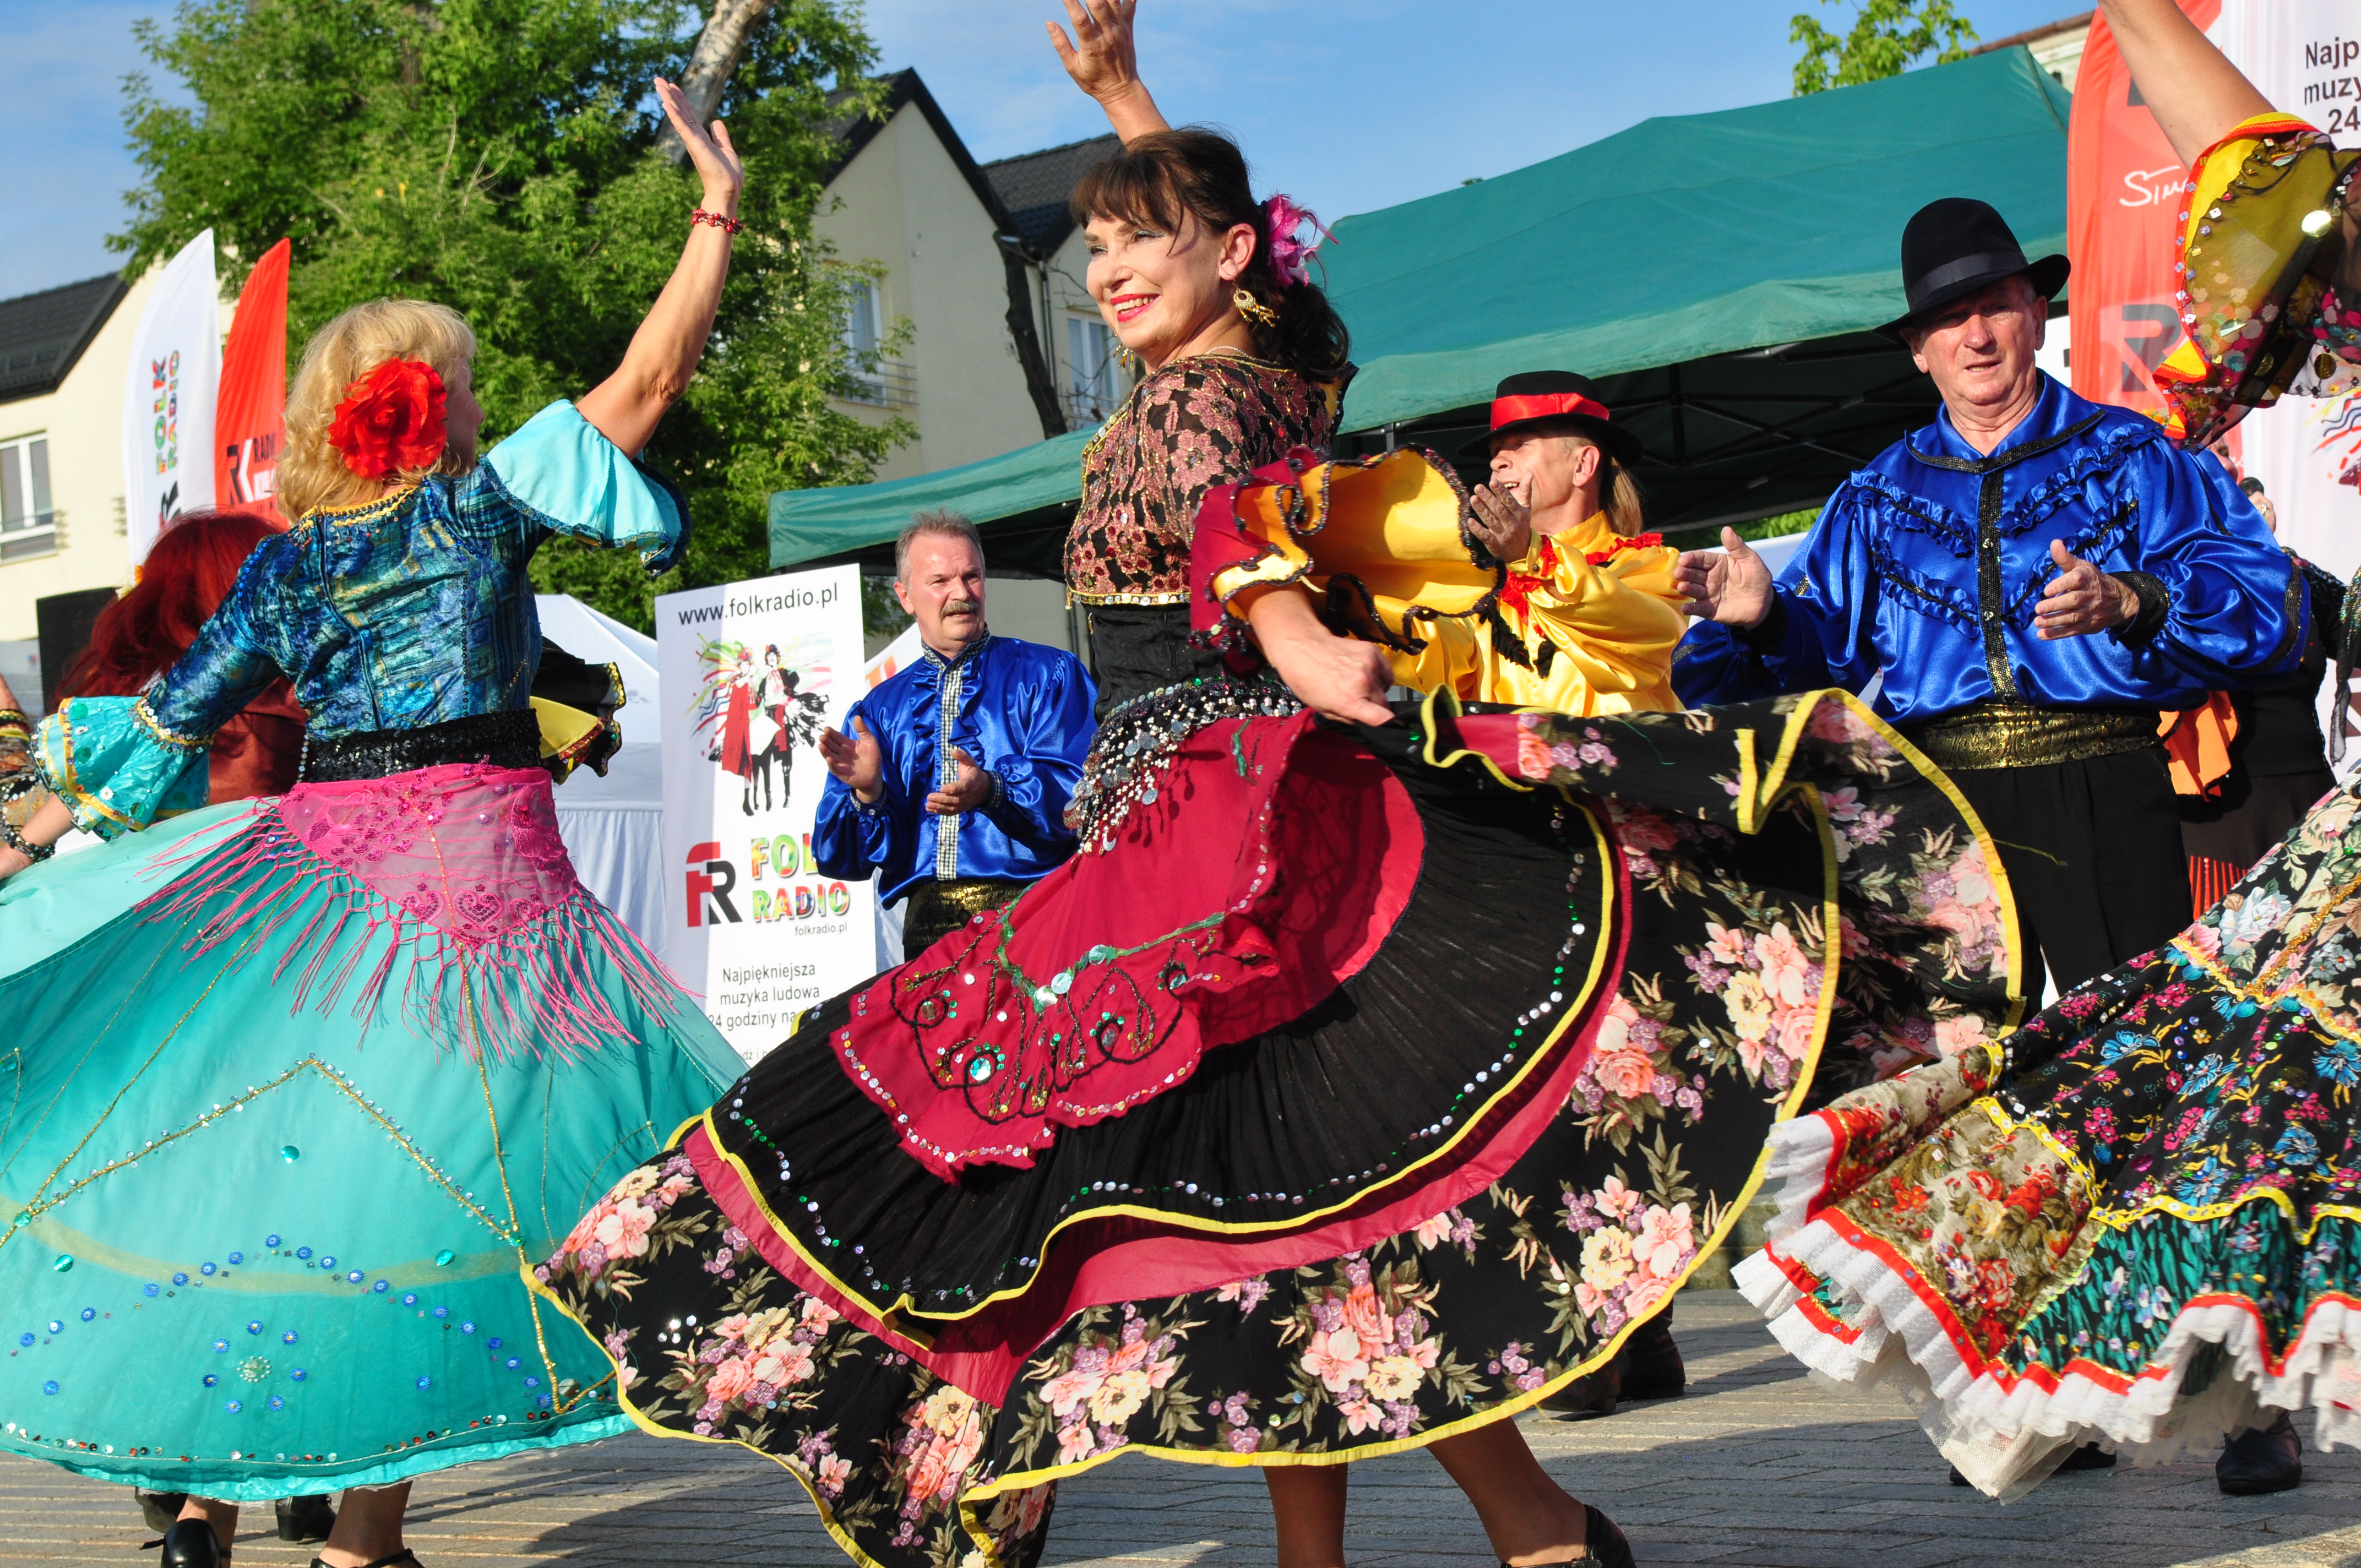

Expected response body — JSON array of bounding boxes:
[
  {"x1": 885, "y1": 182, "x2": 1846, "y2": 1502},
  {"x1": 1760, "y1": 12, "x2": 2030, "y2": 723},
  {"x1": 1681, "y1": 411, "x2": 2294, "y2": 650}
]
[{"x1": 771, "y1": 47, "x2": 2069, "y2": 572}]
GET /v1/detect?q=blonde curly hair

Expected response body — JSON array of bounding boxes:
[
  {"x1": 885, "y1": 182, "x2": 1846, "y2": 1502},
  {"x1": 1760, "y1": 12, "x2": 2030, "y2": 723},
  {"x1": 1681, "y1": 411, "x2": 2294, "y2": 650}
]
[{"x1": 279, "y1": 298, "x2": 477, "y2": 521}]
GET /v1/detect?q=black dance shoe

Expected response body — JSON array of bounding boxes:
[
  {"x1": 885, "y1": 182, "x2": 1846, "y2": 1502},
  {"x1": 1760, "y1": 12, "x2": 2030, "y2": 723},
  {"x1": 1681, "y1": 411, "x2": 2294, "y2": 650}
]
[
  {"x1": 157, "y1": 1518, "x2": 224, "y2": 1568},
  {"x1": 277, "y1": 1495, "x2": 337, "y2": 1543},
  {"x1": 1538, "y1": 1359, "x2": 1620, "y2": 1418},
  {"x1": 1503, "y1": 1504, "x2": 1635, "y2": 1568},
  {"x1": 1616, "y1": 1316, "x2": 1685, "y2": 1401},
  {"x1": 2218, "y1": 1412, "x2": 2303, "y2": 1495},
  {"x1": 309, "y1": 1553, "x2": 422, "y2": 1568}
]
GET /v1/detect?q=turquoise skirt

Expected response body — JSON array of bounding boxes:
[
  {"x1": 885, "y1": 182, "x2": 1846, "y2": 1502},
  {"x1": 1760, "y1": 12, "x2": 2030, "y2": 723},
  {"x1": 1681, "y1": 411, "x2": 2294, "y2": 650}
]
[{"x1": 0, "y1": 764, "x2": 744, "y2": 1500}]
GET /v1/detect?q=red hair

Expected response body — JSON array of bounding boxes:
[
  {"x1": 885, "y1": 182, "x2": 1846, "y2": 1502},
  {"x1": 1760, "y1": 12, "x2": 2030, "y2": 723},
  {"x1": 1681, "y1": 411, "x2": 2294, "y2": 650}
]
[{"x1": 60, "y1": 509, "x2": 279, "y2": 699}]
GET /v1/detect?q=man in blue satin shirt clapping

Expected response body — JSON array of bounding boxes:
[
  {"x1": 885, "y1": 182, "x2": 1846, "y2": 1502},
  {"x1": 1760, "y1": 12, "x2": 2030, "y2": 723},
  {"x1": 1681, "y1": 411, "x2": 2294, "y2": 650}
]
[
  {"x1": 814, "y1": 510, "x2": 1097, "y2": 957},
  {"x1": 1674, "y1": 198, "x2": 2303, "y2": 997}
]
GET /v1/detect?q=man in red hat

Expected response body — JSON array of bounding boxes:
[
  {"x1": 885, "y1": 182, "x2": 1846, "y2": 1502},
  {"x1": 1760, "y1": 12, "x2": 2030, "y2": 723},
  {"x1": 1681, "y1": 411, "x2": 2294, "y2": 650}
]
[
  {"x1": 1450, "y1": 371, "x2": 1687, "y2": 715},
  {"x1": 1675, "y1": 197, "x2": 2298, "y2": 1004}
]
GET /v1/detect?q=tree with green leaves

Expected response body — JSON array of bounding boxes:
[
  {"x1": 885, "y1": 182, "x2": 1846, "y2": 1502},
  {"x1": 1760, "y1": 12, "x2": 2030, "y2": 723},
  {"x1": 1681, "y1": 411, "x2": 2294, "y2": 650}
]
[
  {"x1": 115, "y1": 0, "x2": 910, "y2": 630},
  {"x1": 1791, "y1": 0, "x2": 1979, "y2": 96}
]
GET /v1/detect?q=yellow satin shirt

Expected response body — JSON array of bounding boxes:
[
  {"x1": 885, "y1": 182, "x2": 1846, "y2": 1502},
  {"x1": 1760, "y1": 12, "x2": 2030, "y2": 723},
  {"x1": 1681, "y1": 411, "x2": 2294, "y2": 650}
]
[{"x1": 1206, "y1": 449, "x2": 1687, "y2": 715}]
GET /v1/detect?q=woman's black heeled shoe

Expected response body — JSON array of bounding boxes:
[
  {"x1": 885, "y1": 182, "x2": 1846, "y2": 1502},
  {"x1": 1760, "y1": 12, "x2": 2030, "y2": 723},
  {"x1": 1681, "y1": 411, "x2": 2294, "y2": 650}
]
[
  {"x1": 1503, "y1": 1504, "x2": 1635, "y2": 1568},
  {"x1": 309, "y1": 1551, "x2": 421, "y2": 1568},
  {"x1": 157, "y1": 1518, "x2": 224, "y2": 1568}
]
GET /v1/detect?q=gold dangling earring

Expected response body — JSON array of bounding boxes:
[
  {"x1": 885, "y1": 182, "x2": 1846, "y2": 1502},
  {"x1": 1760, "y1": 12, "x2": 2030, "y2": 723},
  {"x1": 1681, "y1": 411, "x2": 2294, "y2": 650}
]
[
  {"x1": 1233, "y1": 287, "x2": 1279, "y2": 328},
  {"x1": 1113, "y1": 344, "x2": 1140, "y2": 373}
]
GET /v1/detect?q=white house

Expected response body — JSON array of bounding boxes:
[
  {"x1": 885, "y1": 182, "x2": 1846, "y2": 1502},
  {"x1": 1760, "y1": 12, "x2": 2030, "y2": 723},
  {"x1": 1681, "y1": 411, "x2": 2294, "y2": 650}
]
[
  {"x1": 0, "y1": 274, "x2": 138, "y2": 644},
  {"x1": 818, "y1": 70, "x2": 1128, "y2": 483}
]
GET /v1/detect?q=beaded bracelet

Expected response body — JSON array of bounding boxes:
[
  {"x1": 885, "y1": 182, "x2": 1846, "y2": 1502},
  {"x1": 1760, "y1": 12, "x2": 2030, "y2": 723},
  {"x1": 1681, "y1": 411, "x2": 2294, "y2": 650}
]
[
  {"x1": 691, "y1": 208, "x2": 743, "y2": 236},
  {"x1": 0, "y1": 814, "x2": 53, "y2": 864}
]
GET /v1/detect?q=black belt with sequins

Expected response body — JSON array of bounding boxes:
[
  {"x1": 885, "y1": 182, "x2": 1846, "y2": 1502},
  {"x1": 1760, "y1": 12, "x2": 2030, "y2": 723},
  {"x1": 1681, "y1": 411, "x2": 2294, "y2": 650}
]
[
  {"x1": 298, "y1": 709, "x2": 541, "y2": 783},
  {"x1": 1898, "y1": 699, "x2": 2159, "y2": 772}
]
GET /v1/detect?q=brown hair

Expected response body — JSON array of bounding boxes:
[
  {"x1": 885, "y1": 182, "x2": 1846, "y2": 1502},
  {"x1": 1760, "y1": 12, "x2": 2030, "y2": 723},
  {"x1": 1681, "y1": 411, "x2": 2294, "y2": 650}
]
[
  {"x1": 279, "y1": 298, "x2": 477, "y2": 521},
  {"x1": 1070, "y1": 128, "x2": 1350, "y2": 384}
]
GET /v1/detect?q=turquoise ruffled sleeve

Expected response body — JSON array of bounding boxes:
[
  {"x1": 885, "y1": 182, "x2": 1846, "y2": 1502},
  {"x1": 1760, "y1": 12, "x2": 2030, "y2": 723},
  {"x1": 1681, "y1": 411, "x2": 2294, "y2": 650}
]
[
  {"x1": 476, "y1": 401, "x2": 688, "y2": 572},
  {"x1": 36, "y1": 698, "x2": 213, "y2": 839}
]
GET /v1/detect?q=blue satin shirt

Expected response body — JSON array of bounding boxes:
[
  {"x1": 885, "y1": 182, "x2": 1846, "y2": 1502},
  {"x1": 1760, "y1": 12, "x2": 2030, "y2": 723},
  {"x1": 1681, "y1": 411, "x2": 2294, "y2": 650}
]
[
  {"x1": 1673, "y1": 374, "x2": 2303, "y2": 723},
  {"x1": 813, "y1": 633, "x2": 1096, "y2": 905},
  {"x1": 39, "y1": 402, "x2": 683, "y2": 835}
]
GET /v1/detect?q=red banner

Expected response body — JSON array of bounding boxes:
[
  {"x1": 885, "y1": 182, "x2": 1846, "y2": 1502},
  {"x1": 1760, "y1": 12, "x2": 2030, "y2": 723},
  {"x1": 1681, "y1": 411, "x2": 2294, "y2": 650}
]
[
  {"x1": 215, "y1": 238, "x2": 291, "y2": 520},
  {"x1": 2068, "y1": 1, "x2": 2222, "y2": 417}
]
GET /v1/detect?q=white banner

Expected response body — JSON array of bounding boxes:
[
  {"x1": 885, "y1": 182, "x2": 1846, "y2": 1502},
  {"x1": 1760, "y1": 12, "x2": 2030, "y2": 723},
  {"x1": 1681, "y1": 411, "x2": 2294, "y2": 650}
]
[
  {"x1": 2211, "y1": 3, "x2": 2361, "y2": 582},
  {"x1": 656, "y1": 564, "x2": 874, "y2": 1064},
  {"x1": 121, "y1": 230, "x2": 219, "y2": 568}
]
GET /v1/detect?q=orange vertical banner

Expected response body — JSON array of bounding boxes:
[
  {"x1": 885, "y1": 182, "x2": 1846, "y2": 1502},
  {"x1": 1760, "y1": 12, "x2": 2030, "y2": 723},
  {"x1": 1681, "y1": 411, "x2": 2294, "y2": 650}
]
[
  {"x1": 215, "y1": 238, "x2": 291, "y2": 520},
  {"x1": 2068, "y1": 1, "x2": 2221, "y2": 415}
]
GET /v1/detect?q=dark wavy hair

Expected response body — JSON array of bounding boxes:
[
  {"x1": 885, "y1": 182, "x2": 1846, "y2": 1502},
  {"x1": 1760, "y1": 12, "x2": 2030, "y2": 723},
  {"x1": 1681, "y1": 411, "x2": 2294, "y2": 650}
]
[
  {"x1": 1069, "y1": 128, "x2": 1351, "y2": 383},
  {"x1": 59, "y1": 509, "x2": 279, "y2": 699}
]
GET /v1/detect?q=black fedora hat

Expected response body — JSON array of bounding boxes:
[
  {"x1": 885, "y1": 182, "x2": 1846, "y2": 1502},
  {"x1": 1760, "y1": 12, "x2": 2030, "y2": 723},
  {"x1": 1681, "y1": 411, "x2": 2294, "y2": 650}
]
[
  {"x1": 1878, "y1": 197, "x2": 2069, "y2": 341},
  {"x1": 1456, "y1": 371, "x2": 1642, "y2": 465}
]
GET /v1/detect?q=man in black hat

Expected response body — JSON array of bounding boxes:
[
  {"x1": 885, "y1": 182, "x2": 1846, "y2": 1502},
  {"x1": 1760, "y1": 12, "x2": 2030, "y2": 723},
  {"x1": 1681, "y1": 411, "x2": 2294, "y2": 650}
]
[
  {"x1": 1674, "y1": 197, "x2": 2299, "y2": 1009},
  {"x1": 1445, "y1": 372, "x2": 1689, "y2": 716}
]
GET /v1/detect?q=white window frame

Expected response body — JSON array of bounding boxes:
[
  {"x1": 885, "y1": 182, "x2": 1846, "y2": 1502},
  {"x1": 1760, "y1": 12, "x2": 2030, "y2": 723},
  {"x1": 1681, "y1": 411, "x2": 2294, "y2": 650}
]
[
  {"x1": 0, "y1": 433, "x2": 55, "y2": 563},
  {"x1": 841, "y1": 279, "x2": 886, "y2": 405},
  {"x1": 1066, "y1": 315, "x2": 1123, "y2": 424}
]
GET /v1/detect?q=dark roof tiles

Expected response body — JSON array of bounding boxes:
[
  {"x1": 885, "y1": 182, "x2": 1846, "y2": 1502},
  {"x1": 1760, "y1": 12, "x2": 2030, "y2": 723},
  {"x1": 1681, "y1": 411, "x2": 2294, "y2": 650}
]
[
  {"x1": 0, "y1": 275, "x2": 128, "y2": 404},
  {"x1": 983, "y1": 134, "x2": 1122, "y2": 255}
]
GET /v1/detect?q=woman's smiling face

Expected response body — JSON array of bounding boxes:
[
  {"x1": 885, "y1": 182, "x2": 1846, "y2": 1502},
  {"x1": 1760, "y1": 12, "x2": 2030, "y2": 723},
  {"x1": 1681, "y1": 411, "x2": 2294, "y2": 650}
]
[{"x1": 1084, "y1": 206, "x2": 1256, "y2": 370}]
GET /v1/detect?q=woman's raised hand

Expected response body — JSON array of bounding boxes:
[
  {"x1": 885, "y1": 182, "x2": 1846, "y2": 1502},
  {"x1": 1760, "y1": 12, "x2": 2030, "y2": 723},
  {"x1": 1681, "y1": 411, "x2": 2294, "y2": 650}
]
[
  {"x1": 1046, "y1": 0, "x2": 1169, "y2": 141},
  {"x1": 654, "y1": 75, "x2": 744, "y2": 209}
]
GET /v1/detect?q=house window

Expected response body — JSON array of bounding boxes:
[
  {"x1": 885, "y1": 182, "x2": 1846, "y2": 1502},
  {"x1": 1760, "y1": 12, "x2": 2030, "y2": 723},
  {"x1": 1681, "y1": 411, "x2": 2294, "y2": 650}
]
[
  {"x1": 1067, "y1": 316, "x2": 1124, "y2": 423},
  {"x1": 841, "y1": 279, "x2": 885, "y2": 404},
  {"x1": 0, "y1": 435, "x2": 53, "y2": 562}
]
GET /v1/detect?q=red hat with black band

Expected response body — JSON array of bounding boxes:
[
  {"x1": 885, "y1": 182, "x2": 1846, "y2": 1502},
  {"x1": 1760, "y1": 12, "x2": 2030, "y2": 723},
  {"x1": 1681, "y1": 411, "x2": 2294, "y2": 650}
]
[{"x1": 1457, "y1": 371, "x2": 1642, "y2": 466}]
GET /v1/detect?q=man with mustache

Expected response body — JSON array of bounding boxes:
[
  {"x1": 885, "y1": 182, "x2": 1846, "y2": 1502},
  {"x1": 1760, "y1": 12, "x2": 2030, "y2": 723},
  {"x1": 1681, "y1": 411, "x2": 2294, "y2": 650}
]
[{"x1": 815, "y1": 510, "x2": 1098, "y2": 956}]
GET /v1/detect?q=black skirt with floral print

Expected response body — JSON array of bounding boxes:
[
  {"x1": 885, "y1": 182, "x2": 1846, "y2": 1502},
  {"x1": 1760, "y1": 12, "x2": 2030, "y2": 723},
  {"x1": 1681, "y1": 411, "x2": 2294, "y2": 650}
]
[{"x1": 534, "y1": 693, "x2": 2019, "y2": 1568}]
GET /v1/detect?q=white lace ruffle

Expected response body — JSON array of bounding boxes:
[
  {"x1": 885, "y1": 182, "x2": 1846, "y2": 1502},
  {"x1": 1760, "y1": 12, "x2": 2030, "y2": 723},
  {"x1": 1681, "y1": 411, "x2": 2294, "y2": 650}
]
[{"x1": 1733, "y1": 1118, "x2": 2361, "y2": 1499}]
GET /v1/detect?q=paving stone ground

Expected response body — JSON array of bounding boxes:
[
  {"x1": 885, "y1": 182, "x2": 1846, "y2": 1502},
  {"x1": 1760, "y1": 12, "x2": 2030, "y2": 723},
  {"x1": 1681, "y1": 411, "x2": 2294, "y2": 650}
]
[{"x1": 5, "y1": 1292, "x2": 2360, "y2": 1567}]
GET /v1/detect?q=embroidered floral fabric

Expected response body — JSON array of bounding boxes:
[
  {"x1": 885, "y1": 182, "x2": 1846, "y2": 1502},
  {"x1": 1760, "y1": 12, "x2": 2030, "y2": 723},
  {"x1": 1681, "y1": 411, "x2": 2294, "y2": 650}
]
[
  {"x1": 534, "y1": 690, "x2": 2018, "y2": 1568},
  {"x1": 1065, "y1": 354, "x2": 1341, "y2": 603},
  {"x1": 1739, "y1": 771, "x2": 2361, "y2": 1496}
]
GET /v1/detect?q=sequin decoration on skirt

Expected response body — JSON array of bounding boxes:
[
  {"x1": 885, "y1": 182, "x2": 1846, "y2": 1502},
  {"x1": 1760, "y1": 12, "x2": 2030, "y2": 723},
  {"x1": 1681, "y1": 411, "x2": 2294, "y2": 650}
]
[
  {"x1": 0, "y1": 763, "x2": 745, "y2": 1500},
  {"x1": 530, "y1": 690, "x2": 2022, "y2": 1568}
]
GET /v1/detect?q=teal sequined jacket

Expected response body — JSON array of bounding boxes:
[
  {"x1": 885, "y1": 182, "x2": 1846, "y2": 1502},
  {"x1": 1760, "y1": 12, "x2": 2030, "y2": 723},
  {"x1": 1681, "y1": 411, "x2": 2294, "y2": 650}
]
[{"x1": 39, "y1": 402, "x2": 683, "y2": 835}]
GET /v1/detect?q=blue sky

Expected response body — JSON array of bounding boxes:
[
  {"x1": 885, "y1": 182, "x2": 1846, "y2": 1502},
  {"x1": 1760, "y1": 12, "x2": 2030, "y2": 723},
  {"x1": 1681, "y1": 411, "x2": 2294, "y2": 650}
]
[{"x1": 0, "y1": 0, "x2": 2085, "y2": 300}]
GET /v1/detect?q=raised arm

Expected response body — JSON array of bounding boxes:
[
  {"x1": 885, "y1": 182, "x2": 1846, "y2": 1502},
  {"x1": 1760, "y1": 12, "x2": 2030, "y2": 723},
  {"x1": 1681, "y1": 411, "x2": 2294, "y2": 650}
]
[
  {"x1": 2094, "y1": 0, "x2": 2273, "y2": 167},
  {"x1": 1047, "y1": 0, "x2": 1171, "y2": 144},
  {"x1": 574, "y1": 77, "x2": 746, "y2": 459}
]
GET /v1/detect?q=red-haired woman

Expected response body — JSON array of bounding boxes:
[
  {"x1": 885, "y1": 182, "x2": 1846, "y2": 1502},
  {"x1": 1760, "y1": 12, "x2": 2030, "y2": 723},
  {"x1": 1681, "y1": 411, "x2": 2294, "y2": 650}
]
[{"x1": 60, "y1": 508, "x2": 308, "y2": 802}]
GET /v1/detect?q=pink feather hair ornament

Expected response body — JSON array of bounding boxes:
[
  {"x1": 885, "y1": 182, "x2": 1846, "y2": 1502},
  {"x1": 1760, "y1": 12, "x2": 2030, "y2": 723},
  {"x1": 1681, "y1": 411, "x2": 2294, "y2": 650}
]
[{"x1": 1264, "y1": 194, "x2": 1332, "y2": 288}]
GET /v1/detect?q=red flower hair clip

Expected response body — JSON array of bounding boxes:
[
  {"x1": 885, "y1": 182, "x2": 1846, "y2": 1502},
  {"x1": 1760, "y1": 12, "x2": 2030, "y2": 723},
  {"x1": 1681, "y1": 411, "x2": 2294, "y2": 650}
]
[{"x1": 330, "y1": 358, "x2": 448, "y2": 480}]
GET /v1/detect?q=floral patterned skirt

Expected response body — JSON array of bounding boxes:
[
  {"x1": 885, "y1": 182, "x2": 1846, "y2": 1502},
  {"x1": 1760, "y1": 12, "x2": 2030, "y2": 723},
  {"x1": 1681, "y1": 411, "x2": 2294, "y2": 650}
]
[
  {"x1": 1738, "y1": 772, "x2": 2361, "y2": 1499},
  {"x1": 534, "y1": 692, "x2": 2018, "y2": 1568}
]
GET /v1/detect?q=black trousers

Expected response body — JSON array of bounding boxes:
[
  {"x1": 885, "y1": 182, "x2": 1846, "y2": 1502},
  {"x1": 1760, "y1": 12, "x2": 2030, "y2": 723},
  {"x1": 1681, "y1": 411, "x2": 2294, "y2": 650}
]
[{"x1": 1947, "y1": 747, "x2": 2191, "y2": 994}]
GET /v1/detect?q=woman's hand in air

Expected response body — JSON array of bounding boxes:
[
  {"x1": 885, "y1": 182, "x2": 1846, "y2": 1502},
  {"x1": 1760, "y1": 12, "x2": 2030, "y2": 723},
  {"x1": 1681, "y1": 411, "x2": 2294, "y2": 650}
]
[
  {"x1": 1046, "y1": 1, "x2": 1170, "y2": 141},
  {"x1": 654, "y1": 75, "x2": 744, "y2": 211}
]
